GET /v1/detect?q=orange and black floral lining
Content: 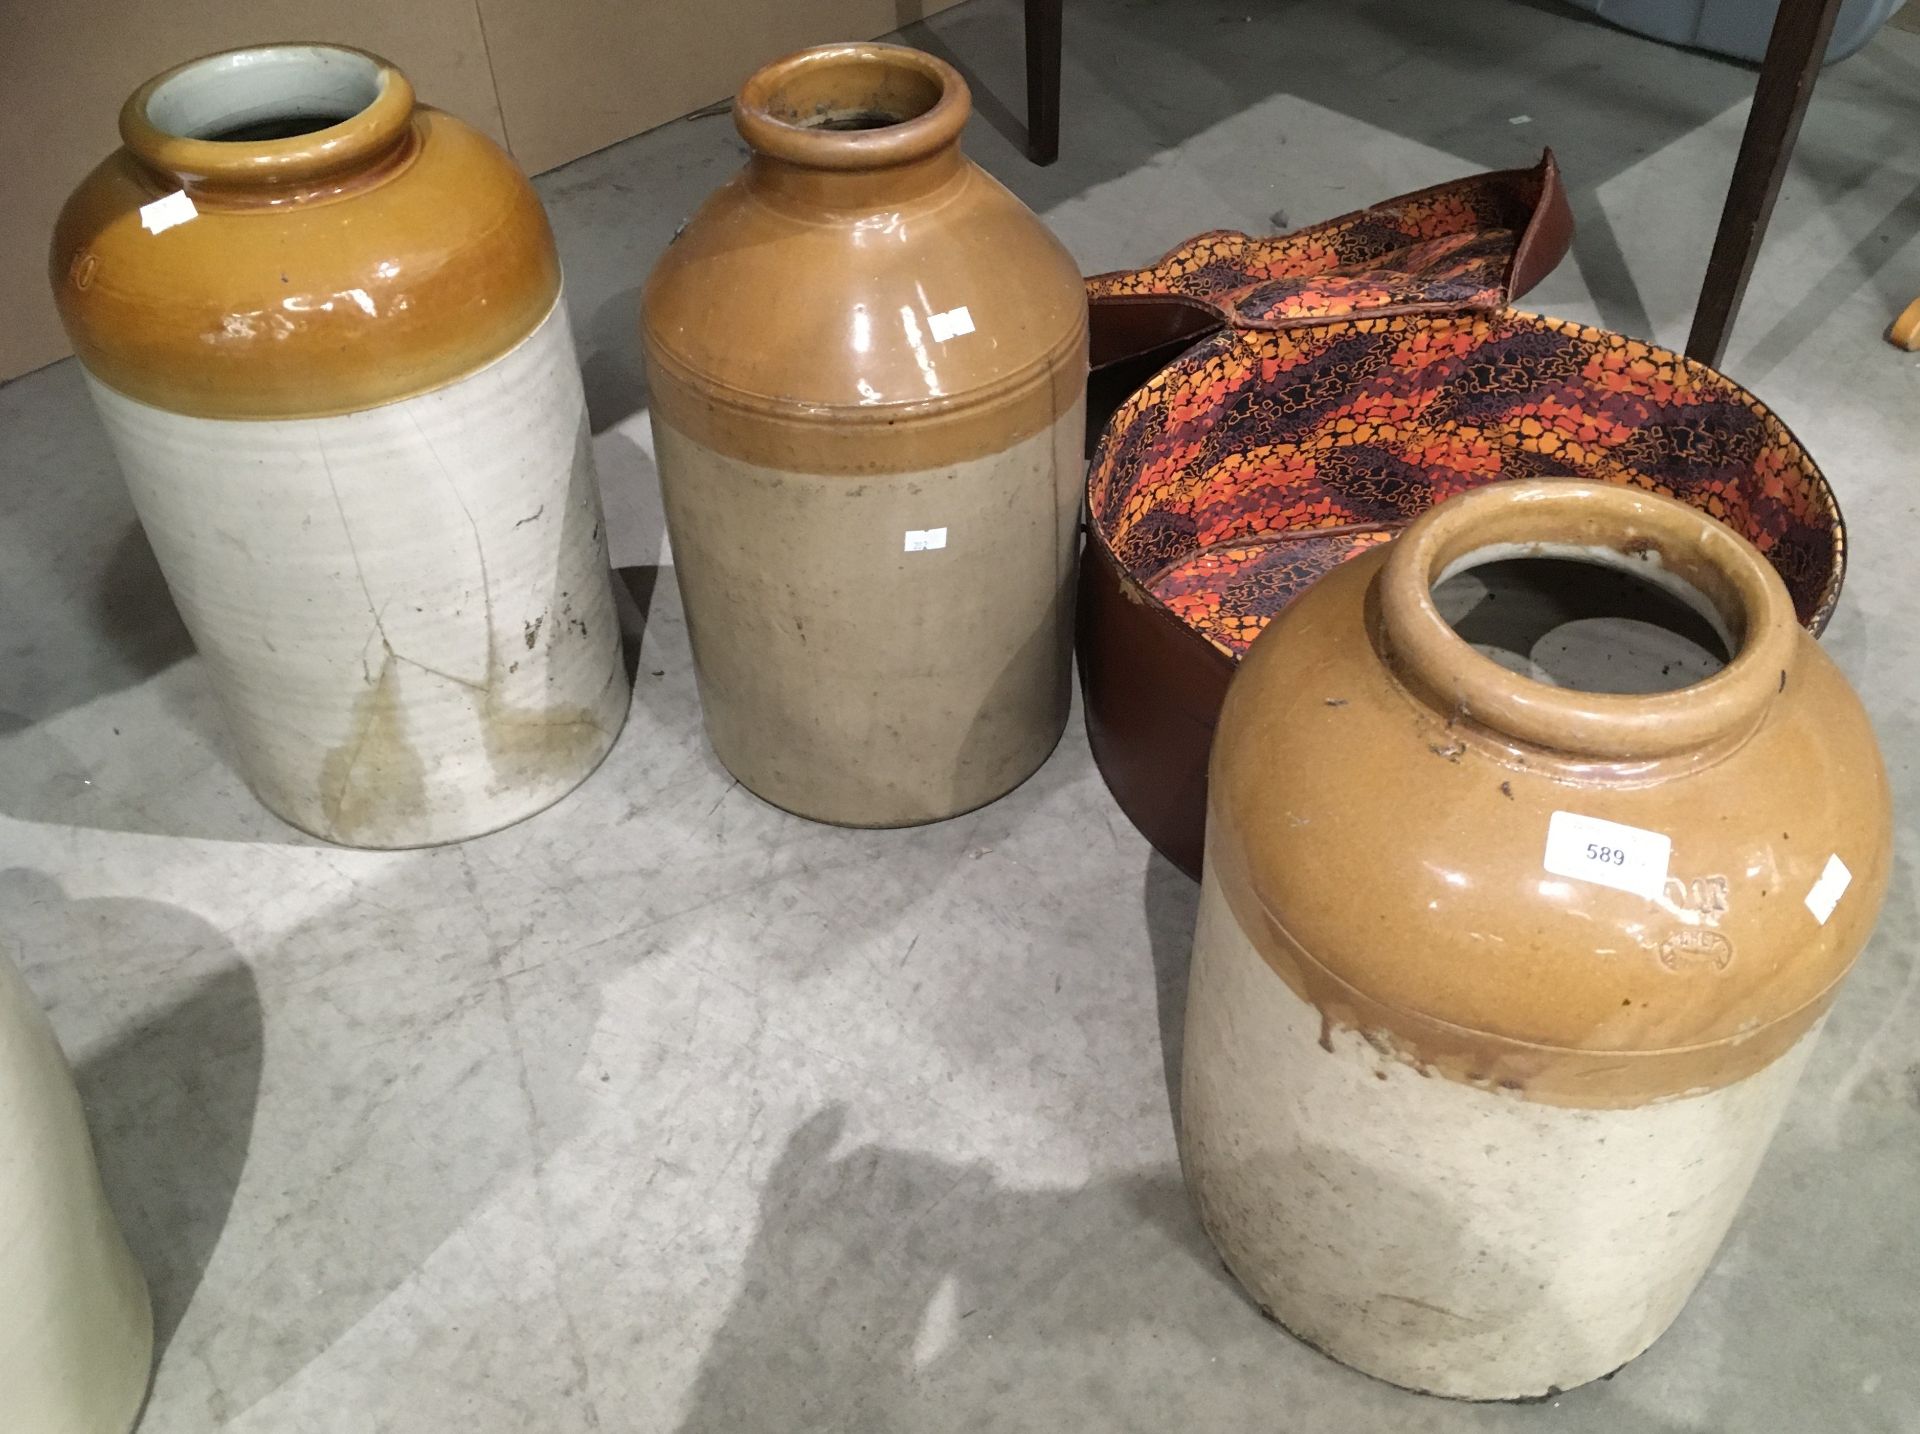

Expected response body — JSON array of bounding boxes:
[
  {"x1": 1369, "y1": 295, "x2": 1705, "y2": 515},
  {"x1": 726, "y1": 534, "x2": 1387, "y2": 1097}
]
[{"x1": 1084, "y1": 152, "x2": 1845, "y2": 658}]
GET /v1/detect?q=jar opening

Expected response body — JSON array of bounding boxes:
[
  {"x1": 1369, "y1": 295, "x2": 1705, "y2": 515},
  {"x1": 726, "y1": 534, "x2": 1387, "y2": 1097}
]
[
  {"x1": 144, "y1": 46, "x2": 383, "y2": 143},
  {"x1": 1379, "y1": 482, "x2": 1797, "y2": 763},
  {"x1": 735, "y1": 44, "x2": 969, "y2": 172},
  {"x1": 762, "y1": 56, "x2": 945, "y2": 131},
  {"x1": 121, "y1": 45, "x2": 413, "y2": 191},
  {"x1": 806, "y1": 108, "x2": 925, "y2": 132},
  {"x1": 1433, "y1": 548, "x2": 1734, "y2": 697}
]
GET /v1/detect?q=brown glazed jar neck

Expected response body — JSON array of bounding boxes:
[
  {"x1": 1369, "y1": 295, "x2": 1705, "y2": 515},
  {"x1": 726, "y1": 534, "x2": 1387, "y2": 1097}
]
[
  {"x1": 734, "y1": 42, "x2": 972, "y2": 213},
  {"x1": 743, "y1": 148, "x2": 967, "y2": 213},
  {"x1": 1378, "y1": 480, "x2": 1801, "y2": 774},
  {"x1": 119, "y1": 43, "x2": 416, "y2": 203}
]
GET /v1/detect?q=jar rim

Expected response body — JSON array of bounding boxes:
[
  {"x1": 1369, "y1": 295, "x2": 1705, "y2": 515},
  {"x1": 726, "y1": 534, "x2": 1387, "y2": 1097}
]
[
  {"x1": 734, "y1": 43, "x2": 970, "y2": 172},
  {"x1": 1379, "y1": 480, "x2": 1800, "y2": 760},
  {"x1": 120, "y1": 43, "x2": 414, "y2": 190}
]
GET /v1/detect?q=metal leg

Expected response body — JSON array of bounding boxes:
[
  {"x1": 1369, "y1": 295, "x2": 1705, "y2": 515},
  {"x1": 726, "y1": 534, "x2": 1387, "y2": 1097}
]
[
  {"x1": 1025, "y1": 0, "x2": 1063, "y2": 165},
  {"x1": 1685, "y1": 0, "x2": 1848, "y2": 366}
]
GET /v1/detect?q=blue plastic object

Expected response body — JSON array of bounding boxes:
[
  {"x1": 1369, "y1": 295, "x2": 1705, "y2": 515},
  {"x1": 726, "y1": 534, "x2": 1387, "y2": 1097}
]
[{"x1": 1565, "y1": 0, "x2": 1908, "y2": 63}]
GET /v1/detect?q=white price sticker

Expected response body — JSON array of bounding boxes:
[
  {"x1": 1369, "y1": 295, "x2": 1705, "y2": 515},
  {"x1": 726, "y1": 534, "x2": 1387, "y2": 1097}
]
[
  {"x1": 139, "y1": 190, "x2": 198, "y2": 235},
  {"x1": 1804, "y1": 853, "x2": 1852, "y2": 925},
  {"x1": 904, "y1": 527, "x2": 948, "y2": 552},
  {"x1": 927, "y1": 305, "x2": 975, "y2": 342},
  {"x1": 1542, "y1": 811, "x2": 1671, "y2": 899}
]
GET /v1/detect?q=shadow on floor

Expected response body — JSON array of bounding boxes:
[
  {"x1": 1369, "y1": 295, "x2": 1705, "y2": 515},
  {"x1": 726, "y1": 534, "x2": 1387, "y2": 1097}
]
[
  {"x1": 1735, "y1": 172, "x2": 1920, "y2": 379},
  {"x1": 593, "y1": 417, "x2": 673, "y2": 687},
  {"x1": 0, "y1": 357, "x2": 199, "y2": 732},
  {"x1": 80, "y1": 962, "x2": 264, "y2": 1363},
  {"x1": 669, "y1": 1103, "x2": 1222, "y2": 1432},
  {"x1": 93, "y1": 523, "x2": 195, "y2": 707},
  {"x1": 0, "y1": 516, "x2": 195, "y2": 738},
  {"x1": 583, "y1": 285, "x2": 649, "y2": 435},
  {"x1": 9, "y1": 846, "x2": 648, "y2": 1419},
  {"x1": 1141, "y1": 850, "x2": 1200, "y2": 1138},
  {"x1": 0, "y1": 869, "x2": 265, "y2": 1367},
  {"x1": 666, "y1": 1101, "x2": 1733, "y2": 1430}
]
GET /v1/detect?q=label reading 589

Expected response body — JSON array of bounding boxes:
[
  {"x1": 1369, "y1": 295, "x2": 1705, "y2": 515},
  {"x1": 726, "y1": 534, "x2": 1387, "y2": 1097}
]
[{"x1": 1542, "y1": 811, "x2": 1672, "y2": 900}]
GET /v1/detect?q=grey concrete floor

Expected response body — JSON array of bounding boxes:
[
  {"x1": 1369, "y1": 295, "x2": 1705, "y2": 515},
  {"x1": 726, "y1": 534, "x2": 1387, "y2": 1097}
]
[{"x1": 3, "y1": 0, "x2": 1917, "y2": 1428}]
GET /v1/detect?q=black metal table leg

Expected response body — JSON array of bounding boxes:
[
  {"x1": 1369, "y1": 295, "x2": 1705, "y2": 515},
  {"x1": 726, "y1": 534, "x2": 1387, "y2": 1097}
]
[
  {"x1": 1686, "y1": 0, "x2": 1848, "y2": 366},
  {"x1": 1026, "y1": 0, "x2": 1063, "y2": 164}
]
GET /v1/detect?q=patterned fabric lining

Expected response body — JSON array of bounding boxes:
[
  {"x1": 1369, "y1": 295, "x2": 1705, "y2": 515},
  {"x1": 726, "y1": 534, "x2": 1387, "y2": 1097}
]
[
  {"x1": 1086, "y1": 167, "x2": 1548, "y2": 331},
  {"x1": 1147, "y1": 531, "x2": 1398, "y2": 655},
  {"x1": 1089, "y1": 311, "x2": 1842, "y2": 657}
]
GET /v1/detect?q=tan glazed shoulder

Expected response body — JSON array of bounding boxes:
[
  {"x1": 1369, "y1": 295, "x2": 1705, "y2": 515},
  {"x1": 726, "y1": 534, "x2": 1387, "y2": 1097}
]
[
  {"x1": 643, "y1": 164, "x2": 1085, "y2": 410},
  {"x1": 1208, "y1": 490, "x2": 1893, "y2": 1108},
  {"x1": 52, "y1": 57, "x2": 559, "y2": 421}
]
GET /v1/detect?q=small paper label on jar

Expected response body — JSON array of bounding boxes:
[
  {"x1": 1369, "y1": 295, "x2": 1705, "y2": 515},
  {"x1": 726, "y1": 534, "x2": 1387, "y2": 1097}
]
[
  {"x1": 1803, "y1": 853, "x2": 1851, "y2": 925},
  {"x1": 1542, "y1": 811, "x2": 1671, "y2": 899},
  {"x1": 927, "y1": 306, "x2": 975, "y2": 342},
  {"x1": 139, "y1": 190, "x2": 199, "y2": 236},
  {"x1": 904, "y1": 527, "x2": 948, "y2": 552}
]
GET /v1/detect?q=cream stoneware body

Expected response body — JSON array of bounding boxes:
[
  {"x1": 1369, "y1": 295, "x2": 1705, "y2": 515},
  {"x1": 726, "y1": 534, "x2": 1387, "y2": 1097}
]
[
  {"x1": 1183, "y1": 480, "x2": 1892, "y2": 1399},
  {"x1": 1, "y1": 953, "x2": 152, "y2": 1434},
  {"x1": 643, "y1": 43, "x2": 1088, "y2": 827},
  {"x1": 51, "y1": 44, "x2": 629, "y2": 847}
]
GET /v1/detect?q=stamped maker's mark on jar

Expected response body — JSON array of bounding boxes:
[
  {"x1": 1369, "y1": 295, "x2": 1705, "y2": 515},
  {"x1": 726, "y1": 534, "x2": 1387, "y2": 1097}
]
[
  {"x1": 1664, "y1": 873, "x2": 1729, "y2": 921},
  {"x1": 1653, "y1": 873, "x2": 1735, "y2": 970},
  {"x1": 1658, "y1": 928, "x2": 1736, "y2": 972}
]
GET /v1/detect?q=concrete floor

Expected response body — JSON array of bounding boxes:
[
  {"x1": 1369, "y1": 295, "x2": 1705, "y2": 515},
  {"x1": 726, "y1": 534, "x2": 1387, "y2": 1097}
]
[{"x1": 3, "y1": 0, "x2": 1917, "y2": 1428}]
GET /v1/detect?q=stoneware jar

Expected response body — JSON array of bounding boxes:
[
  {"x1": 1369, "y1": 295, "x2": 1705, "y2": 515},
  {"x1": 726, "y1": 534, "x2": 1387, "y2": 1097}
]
[
  {"x1": 1183, "y1": 480, "x2": 1890, "y2": 1399},
  {"x1": 1, "y1": 952, "x2": 152, "y2": 1434},
  {"x1": 51, "y1": 44, "x2": 629, "y2": 847},
  {"x1": 643, "y1": 43, "x2": 1087, "y2": 827}
]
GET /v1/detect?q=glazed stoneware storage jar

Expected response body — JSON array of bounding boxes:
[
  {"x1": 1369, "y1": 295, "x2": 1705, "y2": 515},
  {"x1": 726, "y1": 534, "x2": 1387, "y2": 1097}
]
[
  {"x1": 643, "y1": 43, "x2": 1088, "y2": 827},
  {"x1": 1183, "y1": 481, "x2": 1890, "y2": 1399},
  {"x1": 52, "y1": 44, "x2": 629, "y2": 847},
  {"x1": 2, "y1": 953, "x2": 152, "y2": 1434}
]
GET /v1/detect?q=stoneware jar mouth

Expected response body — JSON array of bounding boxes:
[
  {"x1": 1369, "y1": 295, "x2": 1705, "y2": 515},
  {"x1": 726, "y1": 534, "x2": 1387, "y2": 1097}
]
[
  {"x1": 121, "y1": 43, "x2": 414, "y2": 191},
  {"x1": 1379, "y1": 480, "x2": 1799, "y2": 761},
  {"x1": 734, "y1": 43, "x2": 970, "y2": 171}
]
